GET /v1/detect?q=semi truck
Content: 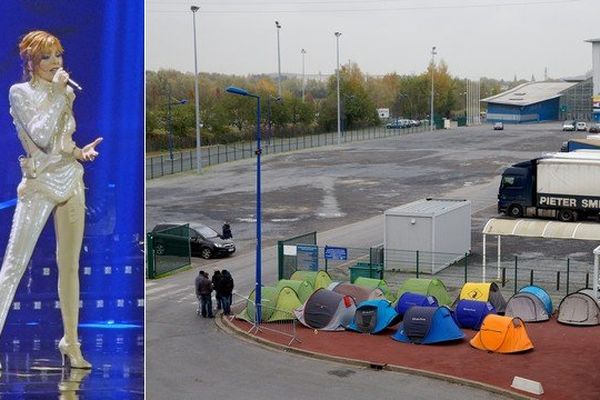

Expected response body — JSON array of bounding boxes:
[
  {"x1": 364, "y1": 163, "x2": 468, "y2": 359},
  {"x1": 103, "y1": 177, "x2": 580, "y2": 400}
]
[{"x1": 498, "y1": 152, "x2": 600, "y2": 222}]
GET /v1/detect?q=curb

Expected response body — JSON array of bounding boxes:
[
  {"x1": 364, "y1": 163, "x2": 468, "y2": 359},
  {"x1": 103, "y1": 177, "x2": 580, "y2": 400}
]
[{"x1": 216, "y1": 315, "x2": 535, "y2": 400}]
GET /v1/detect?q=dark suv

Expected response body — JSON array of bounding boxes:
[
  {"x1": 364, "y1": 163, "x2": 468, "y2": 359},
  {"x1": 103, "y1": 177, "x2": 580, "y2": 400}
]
[{"x1": 151, "y1": 223, "x2": 236, "y2": 259}]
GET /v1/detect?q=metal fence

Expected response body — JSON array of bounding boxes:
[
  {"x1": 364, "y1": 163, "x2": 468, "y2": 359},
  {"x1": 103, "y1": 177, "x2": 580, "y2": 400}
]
[
  {"x1": 146, "y1": 124, "x2": 432, "y2": 179},
  {"x1": 230, "y1": 293, "x2": 302, "y2": 347},
  {"x1": 146, "y1": 224, "x2": 191, "y2": 279},
  {"x1": 277, "y1": 242, "x2": 595, "y2": 305}
]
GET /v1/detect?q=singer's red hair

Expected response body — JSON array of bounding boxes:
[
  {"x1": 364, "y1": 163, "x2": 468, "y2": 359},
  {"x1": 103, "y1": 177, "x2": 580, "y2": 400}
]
[{"x1": 18, "y1": 30, "x2": 64, "y2": 81}]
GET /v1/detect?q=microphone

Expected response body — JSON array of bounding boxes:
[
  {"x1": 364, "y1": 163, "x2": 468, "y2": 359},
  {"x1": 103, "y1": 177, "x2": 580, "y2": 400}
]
[{"x1": 67, "y1": 78, "x2": 83, "y2": 91}]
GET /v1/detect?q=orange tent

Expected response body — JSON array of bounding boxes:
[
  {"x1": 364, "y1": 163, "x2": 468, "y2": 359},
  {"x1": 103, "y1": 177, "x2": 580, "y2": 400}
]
[{"x1": 470, "y1": 314, "x2": 534, "y2": 353}]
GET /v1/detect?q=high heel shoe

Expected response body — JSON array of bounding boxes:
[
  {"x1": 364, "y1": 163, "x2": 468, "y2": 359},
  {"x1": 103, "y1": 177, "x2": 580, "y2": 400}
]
[{"x1": 58, "y1": 338, "x2": 92, "y2": 369}]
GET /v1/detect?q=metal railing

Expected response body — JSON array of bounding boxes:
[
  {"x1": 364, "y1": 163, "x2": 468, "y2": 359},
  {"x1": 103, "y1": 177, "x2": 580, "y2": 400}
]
[
  {"x1": 230, "y1": 293, "x2": 302, "y2": 347},
  {"x1": 147, "y1": 124, "x2": 432, "y2": 179}
]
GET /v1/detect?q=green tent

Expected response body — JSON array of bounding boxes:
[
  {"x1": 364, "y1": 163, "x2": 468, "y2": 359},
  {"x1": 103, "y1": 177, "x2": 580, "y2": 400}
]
[
  {"x1": 237, "y1": 286, "x2": 302, "y2": 323},
  {"x1": 353, "y1": 277, "x2": 395, "y2": 302},
  {"x1": 290, "y1": 270, "x2": 332, "y2": 290},
  {"x1": 276, "y1": 279, "x2": 314, "y2": 303},
  {"x1": 395, "y1": 278, "x2": 452, "y2": 306}
]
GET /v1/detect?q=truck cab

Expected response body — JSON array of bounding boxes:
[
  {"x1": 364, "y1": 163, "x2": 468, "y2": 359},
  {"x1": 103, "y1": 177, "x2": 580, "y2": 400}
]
[{"x1": 498, "y1": 160, "x2": 535, "y2": 217}]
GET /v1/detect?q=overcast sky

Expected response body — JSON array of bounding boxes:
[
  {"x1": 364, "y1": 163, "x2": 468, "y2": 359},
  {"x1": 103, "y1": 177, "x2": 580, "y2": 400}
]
[{"x1": 146, "y1": 0, "x2": 599, "y2": 81}]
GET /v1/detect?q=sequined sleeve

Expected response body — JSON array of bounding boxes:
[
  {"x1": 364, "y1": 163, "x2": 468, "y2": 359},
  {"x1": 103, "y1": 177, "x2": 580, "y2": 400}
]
[{"x1": 9, "y1": 85, "x2": 68, "y2": 152}]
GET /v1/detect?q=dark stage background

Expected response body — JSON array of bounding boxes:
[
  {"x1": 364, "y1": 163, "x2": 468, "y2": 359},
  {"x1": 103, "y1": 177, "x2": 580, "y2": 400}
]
[{"x1": 0, "y1": 0, "x2": 144, "y2": 361}]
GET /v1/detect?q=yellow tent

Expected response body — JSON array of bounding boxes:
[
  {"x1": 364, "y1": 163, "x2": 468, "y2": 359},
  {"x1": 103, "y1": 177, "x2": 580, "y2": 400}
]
[
  {"x1": 470, "y1": 314, "x2": 534, "y2": 353},
  {"x1": 459, "y1": 282, "x2": 507, "y2": 313}
]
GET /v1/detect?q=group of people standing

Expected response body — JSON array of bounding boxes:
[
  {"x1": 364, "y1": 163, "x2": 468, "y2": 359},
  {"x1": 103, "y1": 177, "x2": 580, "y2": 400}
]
[{"x1": 195, "y1": 269, "x2": 234, "y2": 318}]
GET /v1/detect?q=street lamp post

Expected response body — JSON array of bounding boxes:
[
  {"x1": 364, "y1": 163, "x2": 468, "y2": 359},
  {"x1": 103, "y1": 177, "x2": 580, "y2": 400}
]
[
  {"x1": 430, "y1": 46, "x2": 437, "y2": 131},
  {"x1": 275, "y1": 21, "x2": 282, "y2": 98},
  {"x1": 225, "y1": 86, "x2": 263, "y2": 324},
  {"x1": 166, "y1": 84, "x2": 188, "y2": 161},
  {"x1": 301, "y1": 48, "x2": 306, "y2": 102},
  {"x1": 191, "y1": 5, "x2": 202, "y2": 173},
  {"x1": 335, "y1": 31, "x2": 342, "y2": 146}
]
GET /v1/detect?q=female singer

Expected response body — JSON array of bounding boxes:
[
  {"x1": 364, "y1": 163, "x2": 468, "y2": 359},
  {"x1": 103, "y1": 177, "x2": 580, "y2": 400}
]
[{"x1": 0, "y1": 30, "x2": 102, "y2": 369}]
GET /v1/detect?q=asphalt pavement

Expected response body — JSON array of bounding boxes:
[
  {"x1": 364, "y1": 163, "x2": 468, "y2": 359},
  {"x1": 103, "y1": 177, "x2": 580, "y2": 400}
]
[{"x1": 146, "y1": 122, "x2": 595, "y2": 399}]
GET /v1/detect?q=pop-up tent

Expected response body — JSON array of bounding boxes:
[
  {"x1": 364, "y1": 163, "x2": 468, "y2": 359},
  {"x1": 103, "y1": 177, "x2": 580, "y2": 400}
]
[
  {"x1": 395, "y1": 292, "x2": 438, "y2": 318},
  {"x1": 276, "y1": 279, "x2": 314, "y2": 303},
  {"x1": 392, "y1": 306, "x2": 464, "y2": 344},
  {"x1": 290, "y1": 270, "x2": 332, "y2": 290},
  {"x1": 396, "y1": 278, "x2": 452, "y2": 306},
  {"x1": 505, "y1": 292, "x2": 549, "y2": 322},
  {"x1": 557, "y1": 289, "x2": 600, "y2": 326},
  {"x1": 519, "y1": 286, "x2": 553, "y2": 315},
  {"x1": 459, "y1": 282, "x2": 507, "y2": 313},
  {"x1": 470, "y1": 314, "x2": 534, "y2": 353},
  {"x1": 294, "y1": 288, "x2": 356, "y2": 331},
  {"x1": 353, "y1": 277, "x2": 395, "y2": 302},
  {"x1": 237, "y1": 286, "x2": 302, "y2": 322},
  {"x1": 328, "y1": 282, "x2": 386, "y2": 304},
  {"x1": 347, "y1": 299, "x2": 401, "y2": 334},
  {"x1": 455, "y1": 299, "x2": 496, "y2": 329}
]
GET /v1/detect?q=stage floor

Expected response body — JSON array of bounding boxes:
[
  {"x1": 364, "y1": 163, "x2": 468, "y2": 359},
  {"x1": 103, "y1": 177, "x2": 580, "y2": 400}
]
[{"x1": 0, "y1": 324, "x2": 143, "y2": 399}]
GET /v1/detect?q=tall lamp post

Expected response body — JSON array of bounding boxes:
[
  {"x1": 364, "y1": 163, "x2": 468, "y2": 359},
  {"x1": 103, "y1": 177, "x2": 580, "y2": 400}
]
[
  {"x1": 301, "y1": 48, "x2": 306, "y2": 102},
  {"x1": 225, "y1": 85, "x2": 263, "y2": 324},
  {"x1": 430, "y1": 46, "x2": 437, "y2": 131},
  {"x1": 166, "y1": 84, "x2": 188, "y2": 161},
  {"x1": 335, "y1": 31, "x2": 342, "y2": 146},
  {"x1": 275, "y1": 21, "x2": 282, "y2": 98},
  {"x1": 191, "y1": 5, "x2": 202, "y2": 173}
]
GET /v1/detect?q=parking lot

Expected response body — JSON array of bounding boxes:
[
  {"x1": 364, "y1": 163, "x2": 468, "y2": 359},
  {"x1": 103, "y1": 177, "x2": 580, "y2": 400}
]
[{"x1": 147, "y1": 121, "x2": 595, "y2": 268}]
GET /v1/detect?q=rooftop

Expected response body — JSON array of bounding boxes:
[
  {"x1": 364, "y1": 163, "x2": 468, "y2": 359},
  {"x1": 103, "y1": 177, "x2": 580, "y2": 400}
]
[{"x1": 481, "y1": 81, "x2": 578, "y2": 106}]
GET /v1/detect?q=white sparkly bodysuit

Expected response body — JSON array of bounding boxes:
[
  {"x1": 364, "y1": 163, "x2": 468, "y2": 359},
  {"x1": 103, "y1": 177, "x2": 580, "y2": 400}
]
[{"x1": 0, "y1": 79, "x2": 86, "y2": 357}]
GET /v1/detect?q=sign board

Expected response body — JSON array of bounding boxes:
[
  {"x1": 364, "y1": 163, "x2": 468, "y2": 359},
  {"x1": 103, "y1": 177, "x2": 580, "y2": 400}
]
[
  {"x1": 324, "y1": 246, "x2": 348, "y2": 261},
  {"x1": 296, "y1": 244, "x2": 318, "y2": 271},
  {"x1": 283, "y1": 245, "x2": 297, "y2": 256},
  {"x1": 377, "y1": 108, "x2": 390, "y2": 119}
]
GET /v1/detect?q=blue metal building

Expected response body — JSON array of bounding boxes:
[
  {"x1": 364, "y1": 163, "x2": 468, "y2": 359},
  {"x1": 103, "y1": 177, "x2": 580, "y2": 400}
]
[{"x1": 482, "y1": 81, "x2": 578, "y2": 124}]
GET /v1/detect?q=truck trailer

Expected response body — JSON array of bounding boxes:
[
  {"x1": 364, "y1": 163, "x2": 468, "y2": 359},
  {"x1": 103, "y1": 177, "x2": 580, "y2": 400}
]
[
  {"x1": 498, "y1": 152, "x2": 600, "y2": 222},
  {"x1": 560, "y1": 138, "x2": 600, "y2": 152}
]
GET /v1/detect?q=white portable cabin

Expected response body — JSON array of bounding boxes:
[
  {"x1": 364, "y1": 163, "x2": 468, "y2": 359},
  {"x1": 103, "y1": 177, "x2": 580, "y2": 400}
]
[{"x1": 384, "y1": 199, "x2": 471, "y2": 274}]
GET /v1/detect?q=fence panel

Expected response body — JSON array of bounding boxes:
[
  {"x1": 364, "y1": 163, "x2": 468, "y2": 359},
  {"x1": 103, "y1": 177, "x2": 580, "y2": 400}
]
[{"x1": 146, "y1": 125, "x2": 433, "y2": 179}]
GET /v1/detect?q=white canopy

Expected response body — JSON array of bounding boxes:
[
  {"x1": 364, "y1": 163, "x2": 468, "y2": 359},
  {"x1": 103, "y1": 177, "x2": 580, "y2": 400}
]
[{"x1": 482, "y1": 218, "x2": 600, "y2": 300}]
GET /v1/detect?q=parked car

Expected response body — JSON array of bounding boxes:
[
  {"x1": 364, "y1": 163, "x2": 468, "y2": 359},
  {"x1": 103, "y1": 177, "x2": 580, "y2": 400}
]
[
  {"x1": 576, "y1": 121, "x2": 588, "y2": 131},
  {"x1": 151, "y1": 223, "x2": 235, "y2": 259},
  {"x1": 562, "y1": 120, "x2": 576, "y2": 131},
  {"x1": 493, "y1": 122, "x2": 504, "y2": 130},
  {"x1": 589, "y1": 123, "x2": 600, "y2": 133}
]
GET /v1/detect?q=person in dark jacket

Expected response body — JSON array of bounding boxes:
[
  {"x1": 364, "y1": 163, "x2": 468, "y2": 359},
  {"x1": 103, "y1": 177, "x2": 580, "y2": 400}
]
[
  {"x1": 212, "y1": 270, "x2": 223, "y2": 310},
  {"x1": 219, "y1": 269, "x2": 234, "y2": 315},
  {"x1": 221, "y1": 221, "x2": 232, "y2": 239},
  {"x1": 195, "y1": 271, "x2": 213, "y2": 318}
]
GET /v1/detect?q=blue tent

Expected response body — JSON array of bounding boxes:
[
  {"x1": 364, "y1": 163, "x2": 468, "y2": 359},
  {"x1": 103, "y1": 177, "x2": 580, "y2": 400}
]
[
  {"x1": 455, "y1": 299, "x2": 496, "y2": 330},
  {"x1": 519, "y1": 286, "x2": 553, "y2": 314},
  {"x1": 395, "y1": 292, "x2": 438, "y2": 318},
  {"x1": 347, "y1": 299, "x2": 401, "y2": 334},
  {"x1": 392, "y1": 306, "x2": 465, "y2": 344}
]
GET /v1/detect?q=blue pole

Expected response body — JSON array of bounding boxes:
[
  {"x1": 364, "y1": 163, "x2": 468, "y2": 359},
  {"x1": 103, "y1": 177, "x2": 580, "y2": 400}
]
[{"x1": 255, "y1": 95, "x2": 262, "y2": 324}]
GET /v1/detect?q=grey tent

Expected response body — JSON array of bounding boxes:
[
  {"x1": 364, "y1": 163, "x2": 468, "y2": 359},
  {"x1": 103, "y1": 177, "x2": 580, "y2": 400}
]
[
  {"x1": 505, "y1": 292, "x2": 550, "y2": 322},
  {"x1": 294, "y1": 289, "x2": 356, "y2": 331},
  {"x1": 328, "y1": 282, "x2": 386, "y2": 304},
  {"x1": 557, "y1": 289, "x2": 600, "y2": 326}
]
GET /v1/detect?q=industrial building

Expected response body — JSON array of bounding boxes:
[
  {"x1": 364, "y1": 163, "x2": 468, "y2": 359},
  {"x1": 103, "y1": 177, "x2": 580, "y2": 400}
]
[
  {"x1": 482, "y1": 38, "x2": 599, "y2": 124},
  {"x1": 481, "y1": 80, "x2": 589, "y2": 124}
]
